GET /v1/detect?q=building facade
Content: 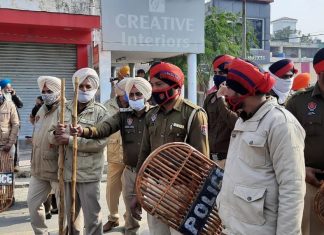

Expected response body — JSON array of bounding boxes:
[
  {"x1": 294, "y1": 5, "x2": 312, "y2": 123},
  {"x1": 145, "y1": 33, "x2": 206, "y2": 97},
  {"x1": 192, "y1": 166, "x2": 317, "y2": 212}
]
[
  {"x1": 206, "y1": 0, "x2": 273, "y2": 65},
  {"x1": 0, "y1": 0, "x2": 100, "y2": 137}
]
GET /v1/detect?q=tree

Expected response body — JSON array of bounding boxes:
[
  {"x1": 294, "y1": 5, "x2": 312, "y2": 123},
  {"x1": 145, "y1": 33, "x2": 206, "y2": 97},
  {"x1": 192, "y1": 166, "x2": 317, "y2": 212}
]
[
  {"x1": 164, "y1": 7, "x2": 257, "y2": 94},
  {"x1": 272, "y1": 26, "x2": 297, "y2": 42}
]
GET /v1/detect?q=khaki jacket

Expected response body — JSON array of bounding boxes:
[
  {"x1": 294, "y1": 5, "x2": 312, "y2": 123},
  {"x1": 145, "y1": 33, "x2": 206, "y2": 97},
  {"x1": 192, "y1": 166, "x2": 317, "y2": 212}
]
[
  {"x1": 103, "y1": 97, "x2": 123, "y2": 164},
  {"x1": 0, "y1": 100, "x2": 19, "y2": 147},
  {"x1": 31, "y1": 103, "x2": 60, "y2": 181},
  {"x1": 50, "y1": 100, "x2": 108, "y2": 182},
  {"x1": 217, "y1": 98, "x2": 306, "y2": 235}
]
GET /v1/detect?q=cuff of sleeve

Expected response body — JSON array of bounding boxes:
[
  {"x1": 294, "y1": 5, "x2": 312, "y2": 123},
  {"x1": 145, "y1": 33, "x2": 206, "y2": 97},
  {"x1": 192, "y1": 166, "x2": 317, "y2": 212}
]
[{"x1": 82, "y1": 127, "x2": 90, "y2": 137}]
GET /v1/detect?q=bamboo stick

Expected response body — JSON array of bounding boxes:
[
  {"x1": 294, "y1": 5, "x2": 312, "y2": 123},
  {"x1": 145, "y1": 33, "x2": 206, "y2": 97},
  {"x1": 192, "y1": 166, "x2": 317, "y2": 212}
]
[
  {"x1": 71, "y1": 77, "x2": 79, "y2": 229},
  {"x1": 58, "y1": 78, "x2": 65, "y2": 235}
]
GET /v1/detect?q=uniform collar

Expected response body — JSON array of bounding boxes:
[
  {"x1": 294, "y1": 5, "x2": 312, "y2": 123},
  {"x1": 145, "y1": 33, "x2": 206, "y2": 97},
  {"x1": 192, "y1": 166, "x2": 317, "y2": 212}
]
[
  {"x1": 172, "y1": 97, "x2": 184, "y2": 112},
  {"x1": 312, "y1": 82, "x2": 324, "y2": 99}
]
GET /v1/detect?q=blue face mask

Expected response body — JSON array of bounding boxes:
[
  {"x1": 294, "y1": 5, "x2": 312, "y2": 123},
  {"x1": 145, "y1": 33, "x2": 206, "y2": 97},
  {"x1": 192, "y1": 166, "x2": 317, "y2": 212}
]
[{"x1": 213, "y1": 75, "x2": 227, "y2": 88}]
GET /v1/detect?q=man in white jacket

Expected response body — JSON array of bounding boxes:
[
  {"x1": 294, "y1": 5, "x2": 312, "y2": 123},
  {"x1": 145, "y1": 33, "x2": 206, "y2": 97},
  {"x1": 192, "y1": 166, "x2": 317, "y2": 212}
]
[{"x1": 217, "y1": 58, "x2": 306, "y2": 235}]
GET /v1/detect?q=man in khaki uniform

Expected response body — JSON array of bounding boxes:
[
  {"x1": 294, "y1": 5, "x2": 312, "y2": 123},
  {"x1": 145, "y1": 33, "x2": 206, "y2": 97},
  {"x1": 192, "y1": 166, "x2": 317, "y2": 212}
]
[
  {"x1": 203, "y1": 54, "x2": 238, "y2": 168},
  {"x1": 27, "y1": 76, "x2": 61, "y2": 234},
  {"x1": 286, "y1": 47, "x2": 324, "y2": 235},
  {"x1": 52, "y1": 68, "x2": 108, "y2": 235},
  {"x1": 217, "y1": 58, "x2": 306, "y2": 234},
  {"x1": 103, "y1": 77, "x2": 130, "y2": 232},
  {"x1": 133, "y1": 62, "x2": 209, "y2": 235},
  {"x1": 0, "y1": 87, "x2": 19, "y2": 158},
  {"x1": 73, "y1": 77, "x2": 153, "y2": 235}
]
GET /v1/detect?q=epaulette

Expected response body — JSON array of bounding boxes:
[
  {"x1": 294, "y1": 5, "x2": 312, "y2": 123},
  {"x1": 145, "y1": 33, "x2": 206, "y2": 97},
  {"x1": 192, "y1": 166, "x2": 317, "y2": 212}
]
[
  {"x1": 94, "y1": 102, "x2": 107, "y2": 110},
  {"x1": 291, "y1": 86, "x2": 314, "y2": 98},
  {"x1": 183, "y1": 98, "x2": 201, "y2": 110},
  {"x1": 204, "y1": 92, "x2": 217, "y2": 105}
]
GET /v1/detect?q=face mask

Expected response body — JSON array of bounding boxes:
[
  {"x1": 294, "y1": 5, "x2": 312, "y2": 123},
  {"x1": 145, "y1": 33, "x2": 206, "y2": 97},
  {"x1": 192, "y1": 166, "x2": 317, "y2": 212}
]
[
  {"x1": 78, "y1": 89, "x2": 97, "y2": 103},
  {"x1": 42, "y1": 92, "x2": 59, "y2": 105},
  {"x1": 272, "y1": 75, "x2": 293, "y2": 104},
  {"x1": 227, "y1": 94, "x2": 248, "y2": 111},
  {"x1": 152, "y1": 85, "x2": 178, "y2": 105},
  {"x1": 213, "y1": 75, "x2": 227, "y2": 89},
  {"x1": 129, "y1": 98, "x2": 145, "y2": 111},
  {"x1": 3, "y1": 92, "x2": 12, "y2": 101}
]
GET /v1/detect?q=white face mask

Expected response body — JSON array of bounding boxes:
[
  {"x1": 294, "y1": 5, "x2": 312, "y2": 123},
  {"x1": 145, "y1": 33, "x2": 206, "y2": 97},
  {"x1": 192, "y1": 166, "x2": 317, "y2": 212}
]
[
  {"x1": 42, "y1": 92, "x2": 59, "y2": 105},
  {"x1": 78, "y1": 89, "x2": 97, "y2": 103},
  {"x1": 271, "y1": 73, "x2": 293, "y2": 104},
  {"x1": 129, "y1": 98, "x2": 145, "y2": 111}
]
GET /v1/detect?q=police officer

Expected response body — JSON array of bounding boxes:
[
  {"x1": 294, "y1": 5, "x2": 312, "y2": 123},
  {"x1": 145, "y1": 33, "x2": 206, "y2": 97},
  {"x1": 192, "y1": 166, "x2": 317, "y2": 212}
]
[
  {"x1": 133, "y1": 62, "x2": 209, "y2": 235},
  {"x1": 103, "y1": 77, "x2": 130, "y2": 232},
  {"x1": 27, "y1": 76, "x2": 61, "y2": 234},
  {"x1": 203, "y1": 54, "x2": 238, "y2": 168},
  {"x1": 53, "y1": 68, "x2": 108, "y2": 235},
  {"x1": 268, "y1": 59, "x2": 298, "y2": 105},
  {"x1": 286, "y1": 48, "x2": 324, "y2": 235},
  {"x1": 73, "y1": 77, "x2": 153, "y2": 235}
]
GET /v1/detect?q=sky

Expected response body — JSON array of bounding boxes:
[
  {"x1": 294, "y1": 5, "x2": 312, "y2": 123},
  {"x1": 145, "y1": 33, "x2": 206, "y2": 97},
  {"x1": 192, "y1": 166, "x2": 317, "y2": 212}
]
[{"x1": 271, "y1": 0, "x2": 324, "y2": 40}]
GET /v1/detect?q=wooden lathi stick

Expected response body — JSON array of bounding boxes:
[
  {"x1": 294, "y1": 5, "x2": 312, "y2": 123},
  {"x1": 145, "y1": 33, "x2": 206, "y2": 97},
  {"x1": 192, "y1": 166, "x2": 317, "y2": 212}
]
[
  {"x1": 71, "y1": 77, "x2": 79, "y2": 229},
  {"x1": 58, "y1": 78, "x2": 65, "y2": 235}
]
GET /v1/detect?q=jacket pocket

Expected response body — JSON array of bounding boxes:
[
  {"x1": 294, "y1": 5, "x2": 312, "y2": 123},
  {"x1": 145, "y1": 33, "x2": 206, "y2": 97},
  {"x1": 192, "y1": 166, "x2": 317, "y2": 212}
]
[
  {"x1": 77, "y1": 151, "x2": 94, "y2": 171},
  {"x1": 239, "y1": 133, "x2": 267, "y2": 167},
  {"x1": 168, "y1": 124, "x2": 186, "y2": 142},
  {"x1": 232, "y1": 185, "x2": 266, "y2": 225},
  {"x1": 42, "y1": 150, "x2": 58, "y2": 173},
  {"x1": 302, "y1": 114, "x2": 322, "y2": 136},
  {"x1": 0, "y1": 126, "x2": 10, "y2": 141}
]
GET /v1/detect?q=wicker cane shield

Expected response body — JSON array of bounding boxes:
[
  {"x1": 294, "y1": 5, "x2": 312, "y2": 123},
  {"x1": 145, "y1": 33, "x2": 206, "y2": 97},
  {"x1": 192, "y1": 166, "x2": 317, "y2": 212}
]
[
  {"x1": 314, "y1": 183, "x2": 324, "y2": 224},
  {"x1": 136, "y1": 142, "x2": 223, "y2": 235},
  {"x1": 0, "y1": 151, "x2": 14, "y2": 212}
]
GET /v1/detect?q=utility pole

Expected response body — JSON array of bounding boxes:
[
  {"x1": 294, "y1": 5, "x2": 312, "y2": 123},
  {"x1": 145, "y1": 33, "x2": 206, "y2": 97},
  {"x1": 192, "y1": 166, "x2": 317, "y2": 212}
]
[{"x1": 242, "y1": 0, "x2": 247, "y2": 59}]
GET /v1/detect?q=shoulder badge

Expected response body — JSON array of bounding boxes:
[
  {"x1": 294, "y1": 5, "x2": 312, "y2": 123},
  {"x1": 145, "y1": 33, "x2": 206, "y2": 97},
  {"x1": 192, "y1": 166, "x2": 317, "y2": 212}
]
[
  {"x1": 127, "y1": 117, "x2": 133, "y2": 126},
  {"x1": 201, "y1": 124, "x2": 207, "y2": 136},
  {"x1": 151, "y1": 113, "x2": 157, "y2": 123},
  {"x1": 307, "y1": 101, "x2": 317, "y2": 115}
]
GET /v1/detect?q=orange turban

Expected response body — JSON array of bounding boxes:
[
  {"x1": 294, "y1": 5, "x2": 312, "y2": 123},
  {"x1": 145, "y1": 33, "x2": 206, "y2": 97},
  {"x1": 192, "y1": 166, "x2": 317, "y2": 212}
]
[{"x1": 292, "y1": 73, "x2": 311, "y2": 91}]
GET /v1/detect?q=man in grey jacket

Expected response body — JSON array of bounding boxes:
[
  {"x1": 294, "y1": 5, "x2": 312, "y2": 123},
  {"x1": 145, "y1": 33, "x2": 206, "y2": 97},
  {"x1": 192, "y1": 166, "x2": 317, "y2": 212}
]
[
  {"x1": 53, "y1": 68, "x2": 108, "y2": 235},
  {"x1": 217, "y1": 58, "x2": 306, "y2": 235}
]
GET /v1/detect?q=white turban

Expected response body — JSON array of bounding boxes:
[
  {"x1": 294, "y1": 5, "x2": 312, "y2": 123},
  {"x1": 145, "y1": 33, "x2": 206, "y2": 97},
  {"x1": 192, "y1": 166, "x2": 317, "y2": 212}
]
[
  {"x1": 37, "y1": 76, "x2": 61, "y2": 93},
  {"x1": 114, "y1": 77, "x2": 132, "y2": 97},
  {"x1": 72, "y1": 68, "x2": 99, "y2": 90},
  {"x1": 125, "y1": 77, "x2": 152, "y2": 100}
]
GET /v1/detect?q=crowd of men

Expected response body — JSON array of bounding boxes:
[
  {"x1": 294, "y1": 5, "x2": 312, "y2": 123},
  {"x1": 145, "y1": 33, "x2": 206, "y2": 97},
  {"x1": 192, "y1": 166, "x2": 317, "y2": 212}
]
[{"x1": 1, "y1": 47, "x2": 324, "y2": 235}]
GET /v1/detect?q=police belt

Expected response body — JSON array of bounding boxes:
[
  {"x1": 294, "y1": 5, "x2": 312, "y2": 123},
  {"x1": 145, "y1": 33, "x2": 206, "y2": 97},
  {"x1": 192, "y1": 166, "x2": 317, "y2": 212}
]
[
  {"x1": 125, "y1": 165, "x2": 136, "y2": 172},
  {"x1": 210, "y1": 152, "x2": 227, "y2": 161}
]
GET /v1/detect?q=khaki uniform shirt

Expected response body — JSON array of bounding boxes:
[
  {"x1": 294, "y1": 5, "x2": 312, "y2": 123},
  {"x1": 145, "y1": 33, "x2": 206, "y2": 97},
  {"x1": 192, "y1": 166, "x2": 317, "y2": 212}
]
[
  {"x1": 136, "y1": 97, "x2": 209, "y2": 172},
  {"x1": 83, "y1": 104, "x2": 152, "y2": 168},
  {"x1": 286, "y1": 83, "x2": 324, "y2": 169},
  {"x1": 0, "y1": 100, "x2": 19, "y2": 147},
  {"x1": 31, "y1": 103, "x2": 60, "y2": 181},
  {"x1": 217, "y1": 98, "x2": 306, "y2": 235},
  {"x1": 203, "y1": 92, "x2": 238, "y2": 156},
  {"x1": 103, "y1": 97, "x2": 123, "y2": 164}
]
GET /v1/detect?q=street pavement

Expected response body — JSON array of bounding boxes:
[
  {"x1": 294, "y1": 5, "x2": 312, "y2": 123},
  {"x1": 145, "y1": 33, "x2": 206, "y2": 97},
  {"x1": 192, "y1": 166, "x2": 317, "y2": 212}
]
[{"x1": 0, "y1": 140, "x2": 150, "y2": 235}]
